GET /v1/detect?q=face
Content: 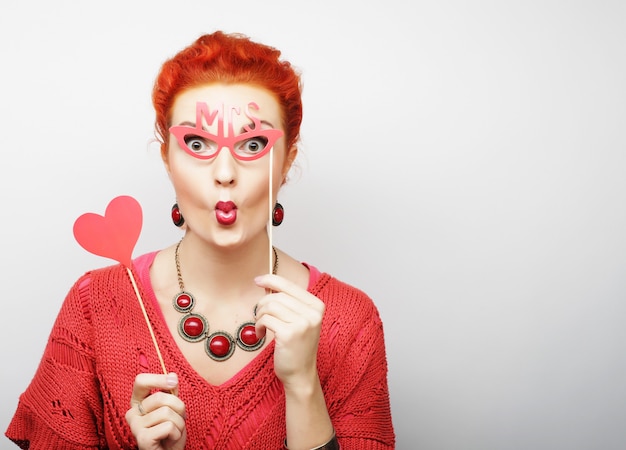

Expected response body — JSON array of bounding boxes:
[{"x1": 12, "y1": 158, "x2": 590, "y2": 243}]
[{"x1": 164, "y1": 83, "x2": 296, "y2": 246}]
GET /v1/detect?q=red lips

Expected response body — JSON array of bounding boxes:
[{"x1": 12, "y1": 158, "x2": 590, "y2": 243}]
[{"x1": 215, "y1": 201, "x2": 237, "y2": 225}]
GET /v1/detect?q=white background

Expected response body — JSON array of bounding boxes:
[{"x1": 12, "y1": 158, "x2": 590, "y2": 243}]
[{"x1": 1, "y1": 1, "x2": 625, "y2": 449}]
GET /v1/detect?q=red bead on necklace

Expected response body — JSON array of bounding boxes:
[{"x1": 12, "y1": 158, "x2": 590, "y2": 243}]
[{"x1": 173, "y1": 238, "x2": 278, "y2": 361}]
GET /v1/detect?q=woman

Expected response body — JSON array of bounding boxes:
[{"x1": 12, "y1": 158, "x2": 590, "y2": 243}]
[{"x1": 6, "y1": 31, "x2": 395, "y2": 449}]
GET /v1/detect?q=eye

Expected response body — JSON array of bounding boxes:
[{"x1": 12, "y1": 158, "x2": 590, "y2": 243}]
[
  {"x1": 184, "y1": 135, "x2": 216, "y2": 154},
  {"x1": 237, "y1": 136, "x2": 269, "y2": 155}
]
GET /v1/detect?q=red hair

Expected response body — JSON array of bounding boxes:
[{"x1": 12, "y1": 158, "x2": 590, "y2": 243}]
[{"x1": 152, "y1": 31, "x2": 303, "y2": 157}]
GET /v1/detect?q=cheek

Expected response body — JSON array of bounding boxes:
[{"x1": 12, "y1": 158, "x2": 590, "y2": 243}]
[
  {"x1": 167, "y1": 157, "x2": 208, "y2": 198},
  {"x1": 247, "y1": 172, "x2": 272, "y2": 202}
]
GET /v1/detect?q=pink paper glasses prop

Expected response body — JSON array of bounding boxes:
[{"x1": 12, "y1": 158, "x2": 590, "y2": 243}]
[
  {"x1": 73, "y1": 195, "x2": 168, "y2": 375},
  {"x1": 169, "y1": 101, "x2": 284, "y2": 161}
]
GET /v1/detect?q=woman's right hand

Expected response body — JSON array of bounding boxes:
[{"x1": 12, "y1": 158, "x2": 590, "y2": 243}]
[{"x1": 125, "y1": 372, "x2": 187, "y2": 450}]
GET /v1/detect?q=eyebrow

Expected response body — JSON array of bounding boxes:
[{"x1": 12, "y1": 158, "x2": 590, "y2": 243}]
[
  {"x1": 177, "y1": 121, "x2": 199, "y2": 128},
  {"x1": 239, "y1": 120, "x2": 276, "y2": 134}
]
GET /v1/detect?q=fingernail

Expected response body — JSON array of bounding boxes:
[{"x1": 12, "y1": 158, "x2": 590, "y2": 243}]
[{"x1": 166, "y1": 373, "x2": 178, "y2": 388}]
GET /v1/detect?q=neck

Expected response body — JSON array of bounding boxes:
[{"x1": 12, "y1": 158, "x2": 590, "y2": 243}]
[{"x1": 175, "y1": 233, "x2": 275, "y2": 301}]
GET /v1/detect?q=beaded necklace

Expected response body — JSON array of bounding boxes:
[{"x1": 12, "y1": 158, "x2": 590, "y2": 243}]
[{"x1": 172, "y1": 239, "x2": 278, "y2": 361}]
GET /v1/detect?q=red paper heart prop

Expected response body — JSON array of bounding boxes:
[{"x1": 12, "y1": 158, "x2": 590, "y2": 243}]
[{"x1": 73, "y1": 195, "x2": 143, "y2": 268}]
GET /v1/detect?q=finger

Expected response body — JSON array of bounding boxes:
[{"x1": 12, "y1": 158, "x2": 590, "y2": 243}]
[
  {"x1": 255, "y1": 313, "x2": 289, "y2": 337},
  {"x1": 255, "y1": 299, "x2": 322, "y2": 339},
  {"x1": 256, "y1": 295, "x2": 311, "y2": 322},
  {"x1": 254, "y1": 274, "x2": 316, "y2": 305},
  {"x1": 130, "y1": 372, "x2": 179, "y2": 407},
  {"x1": 256, "y1": 291, "x2": 324, "y2": 322},
  {"x1": 150, "y1": 420, "x2": 185, "y2": 442},
  {"x1": 255, "y1": 320, "x2": 267, "y2": 339},
  {"x1": 140, "y1": 390, "x2": 187, "y2": 420},
  {"x1": 135, "y1": 416, "x2": 185, "y2": 448}
]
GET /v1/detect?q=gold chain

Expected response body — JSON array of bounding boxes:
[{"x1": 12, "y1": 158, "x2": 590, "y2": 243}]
[{"x1": 175, "y1": 239, "x2": 278, "y2": 291}]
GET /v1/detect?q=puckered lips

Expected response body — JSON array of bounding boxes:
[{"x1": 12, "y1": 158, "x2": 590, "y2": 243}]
[{"x1": 215, "y1": 201, "x2": 237, "y2": 225}]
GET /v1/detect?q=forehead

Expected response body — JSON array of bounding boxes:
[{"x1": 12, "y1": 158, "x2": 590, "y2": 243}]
[{"x1": 171, "y1": 83, "x2": 282, "y2": 126}]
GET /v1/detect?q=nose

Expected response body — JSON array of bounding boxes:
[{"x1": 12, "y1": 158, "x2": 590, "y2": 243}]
[{"x1": 213, "y1": 146, "x2": 237, "y2": 186}]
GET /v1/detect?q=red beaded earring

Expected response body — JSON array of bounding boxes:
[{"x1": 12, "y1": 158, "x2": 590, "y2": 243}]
[
  {"x1": 272, "y1": 202, "x2": 284, "y2": 226},
  {"x1": 171, "y1": 203, "x2": 185, "y2": 227}
]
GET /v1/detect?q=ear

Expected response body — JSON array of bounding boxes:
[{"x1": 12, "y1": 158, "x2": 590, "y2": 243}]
[
  {"x1": 281, "y1": 145, "x2": 298, "y2": 182},
  {"x1": 161, "y1": 146, "x2": 172, "y2": 177}
]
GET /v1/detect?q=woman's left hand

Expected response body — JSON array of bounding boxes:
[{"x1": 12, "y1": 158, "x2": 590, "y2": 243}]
[
  {"x1": 253, "y1": 273, "x2": 325, "y2": 387},
  {"x1": 125, "y1": 373, "x2": 187, "y2": 450}
]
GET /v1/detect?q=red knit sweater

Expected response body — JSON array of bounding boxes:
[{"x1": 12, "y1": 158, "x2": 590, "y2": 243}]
[{"x1": 6, "y1": 252, "x2": 395, "y2": 449}]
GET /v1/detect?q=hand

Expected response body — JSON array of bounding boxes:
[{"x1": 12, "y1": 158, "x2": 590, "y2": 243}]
[
  {"x1": 125, "y1": 373, "x2": 187, "y2": 450},
  {"x1": 254, "y1": 274, "x2": 325, "y2": 388}
]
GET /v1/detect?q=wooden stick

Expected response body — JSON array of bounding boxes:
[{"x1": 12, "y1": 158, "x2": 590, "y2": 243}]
[
  {"x1": 269, "y1": 147, "x2": 274, "y2": 273},
  {"x1": 126, "y1": 266, "x2": 168, "y2": 375}
]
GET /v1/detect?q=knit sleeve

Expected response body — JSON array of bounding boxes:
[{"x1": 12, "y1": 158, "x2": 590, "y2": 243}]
[
  {"x1": 317, "y1": 279, "x2": 396, "y2": 449},
  {"x1": 5, "y1": 274, "x2": 107, "y2": 449}
]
